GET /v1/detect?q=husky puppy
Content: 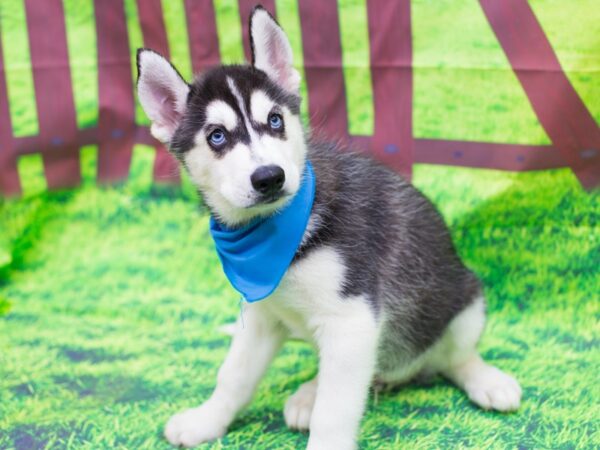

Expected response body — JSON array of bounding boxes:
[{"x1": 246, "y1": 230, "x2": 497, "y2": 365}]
[{"x1": 137, "y1": 6, "x2": 521, "y2": 449}]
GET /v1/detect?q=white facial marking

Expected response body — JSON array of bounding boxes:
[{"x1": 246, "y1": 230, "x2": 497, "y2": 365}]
[
  {"x1": 250, "y1": 90, "x2": 274, "y2": 124},
  {"x1": 226, "y1": 77, "x2": 259, "y2": 142},
  {"x1": 205, "y1": 100, "x2": 238, "y2": 131}
]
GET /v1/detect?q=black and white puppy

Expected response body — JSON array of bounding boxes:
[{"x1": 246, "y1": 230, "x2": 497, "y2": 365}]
[{"x1": 137, "y1": 6, "x2": 521, "y2": 449}]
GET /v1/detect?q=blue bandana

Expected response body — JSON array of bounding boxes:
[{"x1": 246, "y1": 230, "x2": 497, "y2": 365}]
[{"x1": 209, "y1": 162, "x2": 316, "y2": 303}]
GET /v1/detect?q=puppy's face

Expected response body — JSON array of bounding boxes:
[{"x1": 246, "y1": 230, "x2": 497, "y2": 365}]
[
  {"x1": 137, "y1": 8, "x2": 305, "y2": 226},
  {"x1": 176, "y1": 67, "x2": 306, "y2": 225}
]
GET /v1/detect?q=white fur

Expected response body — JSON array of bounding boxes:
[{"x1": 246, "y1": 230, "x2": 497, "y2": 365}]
[
  {"x1": 165, "y1": 303, "x2": 287, "y2": 447},
  {"x1": 285, "y1": 376, "x2": 318, "y2": 430},
  {"x1": 205, "y1": 100, "x2": 238, "y2": 132},
  {"x1": 250, "y1": 90, "x2": 274, "y2": 124},
  {"x1": 446, "y1": 354, "x2": 522, "y2": 411},
  {"x1": 376, "y1": 296, "x2": 486, "y2": 384},
  {"x1": 184, "y1": 80, "x2": 306, "y2": 226},
  {"x1": 251, "y1": 8, "x2": 301, "y2": 93},
  {"x1": 165, "y1": 247, "x2": 380, "y2": 450},
  {"x1": 376, "y1": 296, "x2": 521, "y2": 412},
  {"x1": 227, "y1": 77, "x2": 260, "y2": 143},
  {"x1": 432, "y1": 297, "x2": 521, "y2": 411},
  {"x1": 137, "y1": 50, "x2": 189, "y2": 143}
]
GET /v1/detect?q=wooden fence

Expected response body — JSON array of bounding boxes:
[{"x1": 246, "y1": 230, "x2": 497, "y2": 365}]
[{"x1": 0, "y1": 0, "x2": 598, "y2": 197}]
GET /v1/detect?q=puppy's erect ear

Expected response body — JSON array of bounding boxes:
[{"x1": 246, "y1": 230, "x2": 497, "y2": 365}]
[
  {"x1": 136, "y1": 49, "x2": 190, "y2": 143},
  {"x1": 250, "y1": 6, "x2": 300, "y2": 94}
]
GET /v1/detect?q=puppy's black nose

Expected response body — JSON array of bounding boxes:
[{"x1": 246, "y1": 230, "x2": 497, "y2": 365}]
[{"x1": 251, "y1": 165, "x2": 285, "y2": 195}]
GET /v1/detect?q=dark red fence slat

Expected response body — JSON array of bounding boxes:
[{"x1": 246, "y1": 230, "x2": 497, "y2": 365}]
[
  {"x1": 137, "y1": 0, "x2": 180, "y2": 184},
  {"x1": 185, "y1": 0, "x2": 221, "y2": 73},
  {"x1": 0, "y1": 30, "x2": 20, "y2": 196},
  {"x1": 238, "y1": 0, "x2": 276, "y2": 62},
  {"x1": 366, "y1": 0, "x2": 413, "y2": 177},
  {"x1": 480, "y1": 0, "x2": 600, "y2": 188},
  {"x1": 414, "y1": 139, "x2": 566, "y2": 171},
  {"x1": 3, "y1": 0, "x2": 595, "y2": 197},
  {"x1": 95, "y1": 0, "x2": 135, "y2": 183},
  {"x1": 16, "y1": 129, "x2": 98, "y2": 155},
  {"x1": 298, "y1": 1, "x2": 349, "y2": 140},
  {"x1": 25, "y1": 0, "x2": 80, "y2": 189}
]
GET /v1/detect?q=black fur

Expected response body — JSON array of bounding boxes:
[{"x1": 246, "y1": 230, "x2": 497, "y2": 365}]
[
  {"x1": 170, "y1": 65, "x2": 299, "y2": 159},
  {"x1": 296, "y1": 140, "x2": 481, "y2": 368}
]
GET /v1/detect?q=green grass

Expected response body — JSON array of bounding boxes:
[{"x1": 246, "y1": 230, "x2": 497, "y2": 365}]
[{"x1": 1, "y1": 163, "x2": 599, "y2": 449}]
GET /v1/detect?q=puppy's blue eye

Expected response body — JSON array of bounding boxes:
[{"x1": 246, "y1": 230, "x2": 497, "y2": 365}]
[
  {"x1": 208, "y1": 129, "x2": 226, "y2": 146},
  {"x1": 269, "y1": 113, "x2": 283, "y2": 130}
]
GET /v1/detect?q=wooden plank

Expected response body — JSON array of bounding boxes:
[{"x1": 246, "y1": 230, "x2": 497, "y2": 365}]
[
  {"x1": 481, "y1": 0, "x2": 600, "y2": 188},
  {"x1": 137, "y1": 0, "x2": 180, "y2": 184},
  {"x1": 298, "y1": 1, "x2": 349, "y2": 140},
  {"x1": 414, "y1": 139, "x2": 565, "y2": 171},
  {"x1": 184, "y1": 0, "x2": 221, "y2": 73},
  {"x1": 25, "y1": 0, "x2": 80, "y2": 189},
  {"x1": 366, "y1": 0, "x2": 413, "y2": 177},
  {"x1": 95, "y1": 0, "x2": 135, "y2": 183}
]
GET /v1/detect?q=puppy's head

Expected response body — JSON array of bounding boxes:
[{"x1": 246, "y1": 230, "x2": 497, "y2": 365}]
[{"x1": 137, "y1": 7, "x2": 306, "y2": 226}]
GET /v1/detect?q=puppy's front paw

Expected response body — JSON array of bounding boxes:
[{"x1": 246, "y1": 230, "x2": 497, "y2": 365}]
[
  {"x1": 284, "y1": 379, "x2": 318, "y2": 431},
  {"x1": 164, "y1": 403, "x2": 228, "y2": 448}
]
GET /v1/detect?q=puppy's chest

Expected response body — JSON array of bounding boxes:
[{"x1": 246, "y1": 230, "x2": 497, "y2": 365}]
[
  {"x1": 261, "y1": 246, "x2": 349, "y2": 342},
  {"x1": 263, "y1": 295, "x2": 314, "y2": 342},
  {"x1": 263, "y1": 270, "x2": 323, "y2": 343}
]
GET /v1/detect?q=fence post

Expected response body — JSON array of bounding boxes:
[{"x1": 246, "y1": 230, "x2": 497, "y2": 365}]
[
  {"x1": 137, "y1": 0, "x2": 180, "y2": 185},
  {"x1": 25, "y1": 0, "x2": 81, "y2": 190},
  {"x1": 184, "y1": 0, "x2": 221, "y2": 73},
  {"x1": 298, "y1": 1, "x2": 349, "y2": 141},
  {"x1": 95, "y1": 0, "x2": 136, "y2": 183},
  {"x1": 366, "y1": 0, "x2": 413, "y2": 178}
]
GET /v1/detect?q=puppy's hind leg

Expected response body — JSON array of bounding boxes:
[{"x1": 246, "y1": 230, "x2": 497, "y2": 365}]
[
  {"x1": 284, "y1": 375, "x2": 318, "y2": 431},
  {"x1": 165, "y1": 303, "x2": 287, "y2": 448},
  {"x1": 445, "y1": 352, "x2": 522, "y2": 412},
  {"x1": 430, "y1": 295, "x2": 522, "y2": 412}
]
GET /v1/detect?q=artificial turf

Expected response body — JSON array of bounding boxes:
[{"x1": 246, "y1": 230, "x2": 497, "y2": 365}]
[
  {"x1": 1, "y1": 0, "x2": 599, "y2": 448},
  {"x1": 1, "y1": 160, "x2": 599, "y2": 449}
]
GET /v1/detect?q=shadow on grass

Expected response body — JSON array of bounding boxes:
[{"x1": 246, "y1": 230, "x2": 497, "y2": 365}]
[
  {"x1": 9, "y1": 421, "x2": 93, "y2": 450},
  {"x1": 447, "y1": 171, "x2": 599, "y2": 312},
  {"x1": 51, "y1": 373, "x2": 161, "y2": 402}
]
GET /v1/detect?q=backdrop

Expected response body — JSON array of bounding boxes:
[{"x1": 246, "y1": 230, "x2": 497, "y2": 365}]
[
  {"x1": 1, "y1": 1, "x2": 599, "y2": 449},
  {"x1": 0, "y1": 0, "x2": 598, "y2": 195}
]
